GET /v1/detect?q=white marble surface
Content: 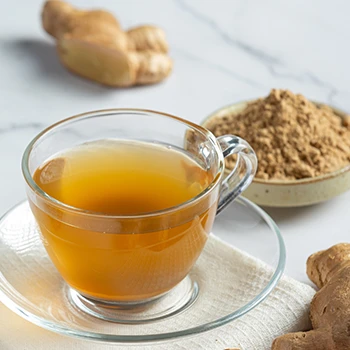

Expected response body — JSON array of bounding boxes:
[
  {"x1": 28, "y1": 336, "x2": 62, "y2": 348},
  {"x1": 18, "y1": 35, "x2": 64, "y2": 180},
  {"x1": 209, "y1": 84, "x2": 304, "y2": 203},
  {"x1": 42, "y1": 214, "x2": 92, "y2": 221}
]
[{"x1": 1, "y1": 0, "x2": 350, "y2": 347}]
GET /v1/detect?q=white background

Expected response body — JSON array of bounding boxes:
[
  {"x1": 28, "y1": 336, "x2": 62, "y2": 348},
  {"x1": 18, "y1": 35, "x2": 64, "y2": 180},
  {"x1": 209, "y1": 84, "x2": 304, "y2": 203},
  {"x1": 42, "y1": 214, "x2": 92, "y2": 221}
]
[{"x1": 0, "y1": 0, "x2": 349, "y2": 346}]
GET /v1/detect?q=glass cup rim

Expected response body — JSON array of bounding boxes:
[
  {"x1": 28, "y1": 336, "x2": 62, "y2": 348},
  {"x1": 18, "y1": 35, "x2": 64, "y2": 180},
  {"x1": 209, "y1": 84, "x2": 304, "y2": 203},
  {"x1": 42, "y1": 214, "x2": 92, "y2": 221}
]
[{"x1": 22, "y1": 108, "x2": 225, "y2": 219}]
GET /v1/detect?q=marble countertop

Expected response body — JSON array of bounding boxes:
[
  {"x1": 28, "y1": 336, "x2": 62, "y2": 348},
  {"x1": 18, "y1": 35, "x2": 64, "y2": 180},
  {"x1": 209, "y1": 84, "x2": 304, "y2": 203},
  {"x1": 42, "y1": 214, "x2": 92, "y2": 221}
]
[{"x1": 1, "y1": 0, "x2": 350, "y2": 347}]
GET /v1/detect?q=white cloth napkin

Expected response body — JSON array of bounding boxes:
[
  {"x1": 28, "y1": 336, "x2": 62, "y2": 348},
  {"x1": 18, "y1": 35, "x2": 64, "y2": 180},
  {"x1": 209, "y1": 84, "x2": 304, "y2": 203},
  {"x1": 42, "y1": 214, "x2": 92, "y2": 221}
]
[{"x1": 0, "y1": 235, "x2": 315, "y2": 350}]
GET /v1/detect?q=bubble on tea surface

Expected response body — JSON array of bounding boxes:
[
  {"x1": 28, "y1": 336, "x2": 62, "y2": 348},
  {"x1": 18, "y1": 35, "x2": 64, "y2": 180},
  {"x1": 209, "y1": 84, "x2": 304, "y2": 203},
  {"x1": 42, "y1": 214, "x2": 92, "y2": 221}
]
[{"x1": 40, "y1": 157, "x2": 66, "y2": 184}]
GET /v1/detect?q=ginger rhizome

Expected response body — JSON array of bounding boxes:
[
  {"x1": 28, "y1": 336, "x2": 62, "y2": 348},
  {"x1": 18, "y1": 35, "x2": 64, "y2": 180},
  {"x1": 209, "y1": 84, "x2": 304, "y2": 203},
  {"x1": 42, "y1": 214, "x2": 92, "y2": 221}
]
[
  {"x1": 272, "y1": 243, "x2": 350, "y2": 350},
  {"x1": 42, "y1": 0, "x2": 172, "y2": 87}
]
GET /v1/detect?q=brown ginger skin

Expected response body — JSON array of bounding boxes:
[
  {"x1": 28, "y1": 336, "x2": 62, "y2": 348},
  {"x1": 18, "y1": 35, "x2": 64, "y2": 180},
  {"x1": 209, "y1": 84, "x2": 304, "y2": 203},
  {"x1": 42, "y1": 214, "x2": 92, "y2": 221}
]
[
  {"x1": 127, "y1": 25, "x2": 169, "y2": 53},
  {"x1": 42, "y1": 0, "x2": 172, "y2": 86},
  {"x1": 272, "y1": 243, "x2": 350, "y2": 350}
]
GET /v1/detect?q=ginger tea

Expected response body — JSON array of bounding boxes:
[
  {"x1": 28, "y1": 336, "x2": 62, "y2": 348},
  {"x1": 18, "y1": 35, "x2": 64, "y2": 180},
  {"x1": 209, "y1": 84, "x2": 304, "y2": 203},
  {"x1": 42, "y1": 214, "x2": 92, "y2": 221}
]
[{"x1": 31, "y1": 140, "x2": 217, "y2": 301}]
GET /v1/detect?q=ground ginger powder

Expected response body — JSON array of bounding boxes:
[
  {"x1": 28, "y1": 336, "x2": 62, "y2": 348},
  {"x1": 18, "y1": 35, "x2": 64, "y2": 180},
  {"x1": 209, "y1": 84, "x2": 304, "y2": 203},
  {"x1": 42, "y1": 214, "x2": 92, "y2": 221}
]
[{"x1": 207, "y1": 89, "x2": 350, "y2": 180}]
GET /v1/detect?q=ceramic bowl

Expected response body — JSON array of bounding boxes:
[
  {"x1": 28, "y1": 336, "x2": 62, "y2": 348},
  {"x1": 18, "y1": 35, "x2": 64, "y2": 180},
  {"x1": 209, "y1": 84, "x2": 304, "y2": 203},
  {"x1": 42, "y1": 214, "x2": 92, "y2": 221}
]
[{"x1": 202, "y1": 101, "x2": 350, "y2": 207}]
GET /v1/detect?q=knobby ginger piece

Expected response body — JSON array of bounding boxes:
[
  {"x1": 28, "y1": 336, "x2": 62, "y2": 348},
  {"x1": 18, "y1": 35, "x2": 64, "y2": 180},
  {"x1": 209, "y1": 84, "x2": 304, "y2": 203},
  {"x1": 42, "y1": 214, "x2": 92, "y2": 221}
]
[
  {"x1": 42, "y1": 0, "x2": 172, "y2": 87},
  {"x1": 272, "y1": 243, "x2": 350, "y2": 350}
]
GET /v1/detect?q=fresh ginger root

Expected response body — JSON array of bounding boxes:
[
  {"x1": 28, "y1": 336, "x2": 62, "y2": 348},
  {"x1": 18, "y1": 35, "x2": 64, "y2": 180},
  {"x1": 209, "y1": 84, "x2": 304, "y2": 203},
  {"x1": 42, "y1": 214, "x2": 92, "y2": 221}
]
[
  {"x1": 272, "y1": 243, "x2": 350, "y2": 350},
  {"x1": 41, "y1": 0, "x2": 172, "y2": 87}
]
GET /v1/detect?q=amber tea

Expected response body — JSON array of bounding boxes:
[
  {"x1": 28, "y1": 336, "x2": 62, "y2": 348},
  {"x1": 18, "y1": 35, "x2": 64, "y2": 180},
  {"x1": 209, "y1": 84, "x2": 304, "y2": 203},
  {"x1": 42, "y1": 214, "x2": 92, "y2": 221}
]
[{"x1": 32, "y1": 140, "x2": 217, "y2": 301}]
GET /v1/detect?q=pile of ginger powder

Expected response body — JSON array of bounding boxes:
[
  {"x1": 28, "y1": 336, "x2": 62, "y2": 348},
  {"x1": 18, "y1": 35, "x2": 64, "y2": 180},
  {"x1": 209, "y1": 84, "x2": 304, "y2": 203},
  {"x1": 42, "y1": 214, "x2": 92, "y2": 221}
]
[{"x1": 207, "y1": 89, "x2": 350, "y2": 180}]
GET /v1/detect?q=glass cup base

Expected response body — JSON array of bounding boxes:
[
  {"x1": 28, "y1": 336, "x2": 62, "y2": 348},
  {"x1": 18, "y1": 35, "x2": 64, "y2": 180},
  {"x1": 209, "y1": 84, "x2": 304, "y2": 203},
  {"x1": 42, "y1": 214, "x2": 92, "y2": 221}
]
[{"x1": 68, "y1": 276, "x2": 199, "y2": 324}]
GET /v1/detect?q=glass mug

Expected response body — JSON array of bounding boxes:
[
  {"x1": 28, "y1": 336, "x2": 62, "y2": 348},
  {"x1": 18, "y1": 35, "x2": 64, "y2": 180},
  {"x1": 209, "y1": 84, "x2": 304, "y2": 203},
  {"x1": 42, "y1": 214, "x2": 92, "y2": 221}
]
[{"x1": 22, "y1": 109, "x2": 257, "y2": 320}]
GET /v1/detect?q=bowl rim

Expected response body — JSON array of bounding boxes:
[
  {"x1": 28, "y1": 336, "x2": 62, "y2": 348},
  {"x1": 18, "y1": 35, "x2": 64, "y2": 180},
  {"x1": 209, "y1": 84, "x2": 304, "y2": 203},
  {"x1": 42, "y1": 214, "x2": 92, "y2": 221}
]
[{"x1": 202, "y1": 99, "x2": 350, "y2": 186}]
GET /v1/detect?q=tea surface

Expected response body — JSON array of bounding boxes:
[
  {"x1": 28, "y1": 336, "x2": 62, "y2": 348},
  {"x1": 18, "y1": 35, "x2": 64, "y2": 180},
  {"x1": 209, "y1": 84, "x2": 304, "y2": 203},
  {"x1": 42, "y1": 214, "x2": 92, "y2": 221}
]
[{"x1": 34, "y1": 139, "x2": 212, "y2": 215}]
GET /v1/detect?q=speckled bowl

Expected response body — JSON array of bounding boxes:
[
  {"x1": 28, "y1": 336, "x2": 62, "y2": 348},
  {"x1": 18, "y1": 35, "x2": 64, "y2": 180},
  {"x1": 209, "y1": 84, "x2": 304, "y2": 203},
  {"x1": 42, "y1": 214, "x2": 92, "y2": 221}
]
[{"x1": 202, "y1": 100, "x2": 350, "y2": 207}]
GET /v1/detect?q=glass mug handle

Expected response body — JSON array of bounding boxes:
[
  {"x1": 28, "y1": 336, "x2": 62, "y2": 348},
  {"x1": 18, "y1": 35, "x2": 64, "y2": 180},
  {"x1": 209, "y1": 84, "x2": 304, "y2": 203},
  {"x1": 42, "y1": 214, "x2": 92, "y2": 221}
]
[{"x1": 216, "y1": 135, "x2": 258, "y2": 214}]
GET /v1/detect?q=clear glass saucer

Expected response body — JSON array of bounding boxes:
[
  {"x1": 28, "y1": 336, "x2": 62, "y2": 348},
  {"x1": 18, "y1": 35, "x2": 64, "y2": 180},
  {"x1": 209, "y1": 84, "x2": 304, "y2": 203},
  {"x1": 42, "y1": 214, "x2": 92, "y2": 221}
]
[{"x1": 0, "y1": 197, "x2": 285, "y2": 344}]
